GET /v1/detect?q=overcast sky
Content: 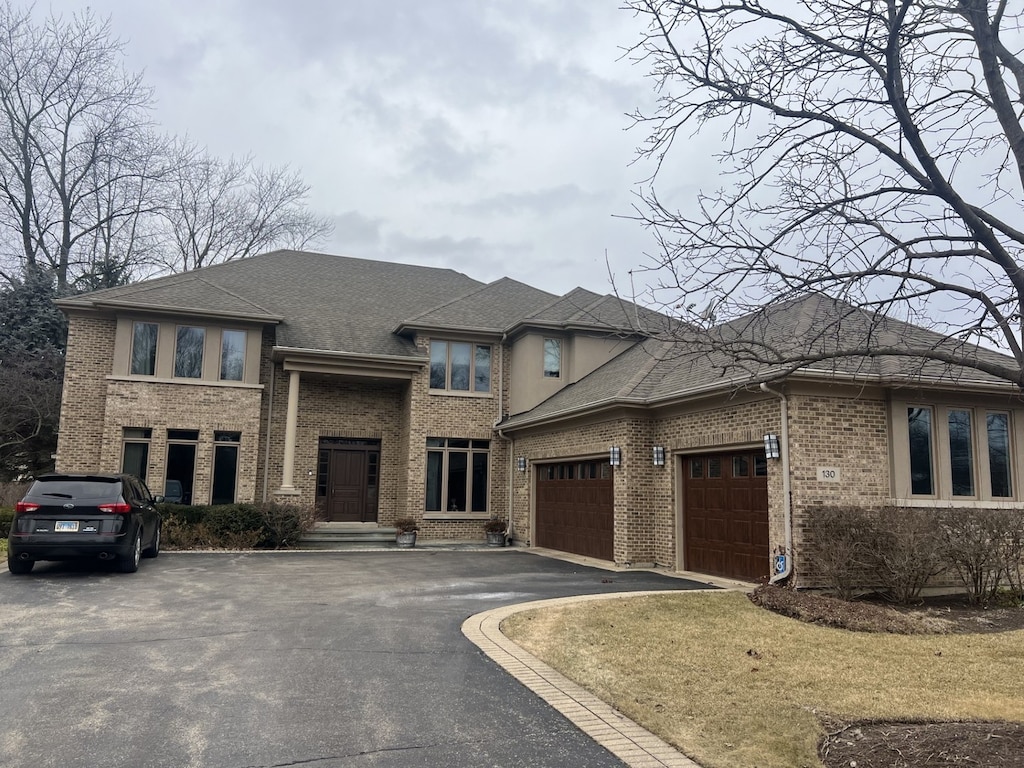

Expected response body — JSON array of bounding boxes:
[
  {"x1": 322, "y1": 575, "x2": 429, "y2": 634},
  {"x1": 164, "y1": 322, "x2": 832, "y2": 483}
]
[{"x1": 38, "y1": 0, "x2": 715, "y2": 299}]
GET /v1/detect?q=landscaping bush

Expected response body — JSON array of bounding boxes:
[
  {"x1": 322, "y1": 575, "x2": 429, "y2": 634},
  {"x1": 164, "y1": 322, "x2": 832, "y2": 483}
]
[
  {"x1": 0, "y1": 507, "x2": 13, "y2": 538},
  {"x1": 256, "y1": 502, "x2": 316, "y2": 549},
  {"x1": 866, "y1": 507, "x2": 946, "y2": 604},
  {"x1": 806, "y1": 505, "x2": 1024, "y2": 605},
  {"x1": 804, "y1": 506, "x2": 878, "y2": 600},
  {"x1": 158, "y1": 501, "x2": 315, "y2": 550},
  {"x1": 936, "y1": 508, "x2": 1021, "y2": 605}
]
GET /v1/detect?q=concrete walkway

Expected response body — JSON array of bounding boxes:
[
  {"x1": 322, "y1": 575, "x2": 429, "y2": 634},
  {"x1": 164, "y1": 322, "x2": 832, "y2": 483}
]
[{"x1": 463, "y1": 590, "x2": 706, "y2": 768}]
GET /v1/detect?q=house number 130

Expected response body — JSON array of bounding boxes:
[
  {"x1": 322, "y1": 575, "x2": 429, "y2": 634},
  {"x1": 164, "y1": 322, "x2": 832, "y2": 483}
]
[{"x1": 817, "y1": 467, "x2": 841, "y2": 482}]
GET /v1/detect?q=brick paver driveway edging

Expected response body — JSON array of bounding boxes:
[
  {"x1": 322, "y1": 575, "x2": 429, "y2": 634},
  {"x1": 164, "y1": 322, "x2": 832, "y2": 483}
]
[{"x1": 464, "y1": 592, "x2": 706, "y2": 768}]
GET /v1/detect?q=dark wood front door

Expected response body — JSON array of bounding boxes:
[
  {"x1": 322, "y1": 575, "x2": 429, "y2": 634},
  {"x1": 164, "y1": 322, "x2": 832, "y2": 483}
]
[{"x1": 319, "y1": 440, "x2": 380, "y2": 523}]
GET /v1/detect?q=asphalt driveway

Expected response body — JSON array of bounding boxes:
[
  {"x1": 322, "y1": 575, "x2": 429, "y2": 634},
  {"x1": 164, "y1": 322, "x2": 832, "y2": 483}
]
[{"x1": 0, "y1": 550, "x2": 711, "y2": 768}]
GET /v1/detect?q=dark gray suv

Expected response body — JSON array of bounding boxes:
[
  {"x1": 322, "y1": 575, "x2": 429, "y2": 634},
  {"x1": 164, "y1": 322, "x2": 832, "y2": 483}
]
[{"x1": 8, "y1": 473, "x2": 162, "y2": 574}]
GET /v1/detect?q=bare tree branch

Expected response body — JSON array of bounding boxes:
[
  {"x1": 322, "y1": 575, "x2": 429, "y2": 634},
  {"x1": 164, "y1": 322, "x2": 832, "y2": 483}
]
[{"x1": 626, "y1": 0, "x2": 1024, "y2": 388}]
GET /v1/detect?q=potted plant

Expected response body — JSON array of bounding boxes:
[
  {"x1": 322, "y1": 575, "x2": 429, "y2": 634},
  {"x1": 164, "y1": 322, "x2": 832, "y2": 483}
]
[
  {"x1": 393, "y1": 517, "x2": 419, "y2": 548},
  {"x1": 484, "y1": 517, "x2": 507, "y2": 547}
]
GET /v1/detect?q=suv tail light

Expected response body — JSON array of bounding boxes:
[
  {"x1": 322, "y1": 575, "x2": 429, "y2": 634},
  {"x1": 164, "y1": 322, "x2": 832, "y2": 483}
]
[
  {"x1": 98, "y1": 503, "x2": 132, "y2": 514},
  {"x1": 15, "y1": 502, "x2": 40, "y2": 513}
]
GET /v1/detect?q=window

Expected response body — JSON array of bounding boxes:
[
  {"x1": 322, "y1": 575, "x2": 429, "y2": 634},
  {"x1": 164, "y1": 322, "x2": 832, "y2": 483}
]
[
  {"x1": 130, "y1": 322, "x2": 158, "y2": 375},
  {"x1": 907, "y1": 406, "x2": 1015, "y2": 499},
  {"x1": 429, "y1": 341, "x2": 491, "y2": 392},
  {"x1": 987, "y1": 413, "x2": 1013, "y2": 498},
  {"x1": 220, "y1": 330, "x2": 246, "y2": 381},
  {"x1": 211, "y1": 431, "x2": 240, "y2": 505},
  {"x1": 948, "y1": 409, "x2": 975, "y2": 497},
  {"x1": 425, "y1": 438, "x2": 489, "y2": 513},
  {"x1": 121, "y1": 428, "x2": 152, "y2": 480},
  {"x1": 174, "y1": 326, "x2": 205, "y2": 378},
  {"x1": 543, "y1": 338, "x2": 561, "y2": 378},
  {"x1": 908, "y1": 407, "x2": 934, "y2": 495},
  {"x1": 166, "y1": 429, "x2": 199, "y2": 504}
]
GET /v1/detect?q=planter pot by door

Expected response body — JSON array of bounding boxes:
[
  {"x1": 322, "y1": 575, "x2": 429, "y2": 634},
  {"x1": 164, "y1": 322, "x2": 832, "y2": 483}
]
[{"x1": 396, "y1": 531, "x2": 417, "y2": 549}]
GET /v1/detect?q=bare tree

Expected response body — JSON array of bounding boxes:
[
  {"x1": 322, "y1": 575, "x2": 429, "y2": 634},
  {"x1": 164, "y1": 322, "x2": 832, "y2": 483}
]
[
  {"x1": 0, "y1": 3, "x2": 164, "y2": 290},
  {"x1": 626, "y1": 1, "x2": 1024, "y2": 388},
  {"x1": 158, "y1": 145, "x2": 333, "y2": 273}
]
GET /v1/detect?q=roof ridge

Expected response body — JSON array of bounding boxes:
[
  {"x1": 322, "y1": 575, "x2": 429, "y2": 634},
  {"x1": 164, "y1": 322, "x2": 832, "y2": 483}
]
[
  {"x1": 397, "y1": 277, "x2": 510, "y2": 326},
  {"x1": 615, "y1": 339, "x2": 672, "y2": 398},
  {"x1": 193, "y1": 274, "x2": 277, "y2": 316}
]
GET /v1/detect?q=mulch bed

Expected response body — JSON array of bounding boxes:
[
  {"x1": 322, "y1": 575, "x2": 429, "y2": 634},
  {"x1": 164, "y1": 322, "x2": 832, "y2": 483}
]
[{"x1": 749, "y1": 585, "x2": 1024, "y2": 767}]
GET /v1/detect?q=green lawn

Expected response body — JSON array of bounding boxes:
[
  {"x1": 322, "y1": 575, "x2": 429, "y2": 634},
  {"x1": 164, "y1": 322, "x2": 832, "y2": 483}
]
[{"x1": 502, "y1": 590, "x2": 1024, "y2": 768}]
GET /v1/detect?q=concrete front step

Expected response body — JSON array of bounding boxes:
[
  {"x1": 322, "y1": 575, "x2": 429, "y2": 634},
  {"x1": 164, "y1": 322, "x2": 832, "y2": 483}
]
[{"x1": 298, "y1": 522, "x2": 399, "y2": 550}]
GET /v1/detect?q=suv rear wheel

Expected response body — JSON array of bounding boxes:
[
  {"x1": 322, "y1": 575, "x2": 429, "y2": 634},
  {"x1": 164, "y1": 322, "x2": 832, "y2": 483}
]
[
  {"x1": 8, "y1": 555, "x2": 34, "y2": 574},
  {"x1": 118, "y1": 531, "x2": 142, "y2": 573}
]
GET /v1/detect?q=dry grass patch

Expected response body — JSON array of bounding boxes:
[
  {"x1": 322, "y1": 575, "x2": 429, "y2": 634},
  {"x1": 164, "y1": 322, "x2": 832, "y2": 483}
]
[{"x1": 501, "y1": 591, "x2": 1024, "y2": 768}]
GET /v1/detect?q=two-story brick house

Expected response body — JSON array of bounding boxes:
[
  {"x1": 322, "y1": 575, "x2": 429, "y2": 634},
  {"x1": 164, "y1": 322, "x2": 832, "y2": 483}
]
[{"x1": 55, "y1": 250, "x2": 1024, "y2": 585}]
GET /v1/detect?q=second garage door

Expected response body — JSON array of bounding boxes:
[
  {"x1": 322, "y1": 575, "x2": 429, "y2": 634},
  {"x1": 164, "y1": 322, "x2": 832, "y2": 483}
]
[
  {"x1": 535, "y1": 460, "x2": 613, "y2": 561},
  {"x1": 683, "y1": 450, "x2": 769, "y2": 581}
]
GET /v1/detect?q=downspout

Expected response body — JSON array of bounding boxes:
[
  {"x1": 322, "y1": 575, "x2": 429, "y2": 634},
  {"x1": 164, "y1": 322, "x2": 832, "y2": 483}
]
[
  {"x1": 261, "y1": 359, "x2": 276, "y2": 503},
  {"x1": 760, "y1": 382, "x2": 793, "y2": 584},
  {"x1": 494, "y1": 332, "x2": 514, "y2": 543}
]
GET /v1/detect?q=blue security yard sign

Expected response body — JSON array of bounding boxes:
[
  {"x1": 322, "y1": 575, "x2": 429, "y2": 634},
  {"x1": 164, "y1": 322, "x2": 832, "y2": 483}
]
[{"x1": 774, "y1": 554, "x2": 787, "y2": 574}]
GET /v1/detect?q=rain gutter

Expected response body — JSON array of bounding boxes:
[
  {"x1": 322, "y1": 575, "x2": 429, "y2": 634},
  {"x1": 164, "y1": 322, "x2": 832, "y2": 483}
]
[{"x1": 761, "y1": 381, "x2": 793, "y2": 584}]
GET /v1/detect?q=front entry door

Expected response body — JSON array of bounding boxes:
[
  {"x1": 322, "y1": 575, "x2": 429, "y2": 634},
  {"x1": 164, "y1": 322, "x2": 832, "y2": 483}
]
[{"x1": 322, "y1": 444, "x2": 379, "y2": 523}]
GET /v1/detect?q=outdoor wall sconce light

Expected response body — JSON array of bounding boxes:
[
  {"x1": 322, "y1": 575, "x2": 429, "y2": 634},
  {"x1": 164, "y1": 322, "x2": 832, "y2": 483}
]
[
  {"x1": 609, "y1": 445, "x2": 622, "y2": 467},
  {"x1": 763, "y1": 433, "x2": 781, "y2": 460},
  {"x1": 652, "y1": 445, "x2": 666, "y2": 466},
  {"x1": 516, "y1": 456, "x2": 527, "y2": 472}
]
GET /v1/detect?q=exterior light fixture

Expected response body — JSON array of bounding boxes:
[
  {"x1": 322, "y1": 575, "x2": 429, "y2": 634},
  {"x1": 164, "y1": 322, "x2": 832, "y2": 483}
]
[
  {"x1": 652, "y1": 446, "x2": 666, "y2": 466},
  {"x1": 516, "y1": 456, "x2": 527, "y2": 472},
  {"x1": 609, "y1": 446, "x2": 622, "y2": 467},
  {"x1": 763, "y1": 433, "x2": 781, "y2": 460}
]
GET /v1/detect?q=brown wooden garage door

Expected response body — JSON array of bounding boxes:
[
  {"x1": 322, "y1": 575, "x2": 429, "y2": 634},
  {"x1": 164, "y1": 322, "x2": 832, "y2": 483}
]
[
  {"x1": 683, "y1": 450, "x2": 769, "y2": 581},
  {"x1": 535, "y1": 460, "x2": 613, "y2": 561}
]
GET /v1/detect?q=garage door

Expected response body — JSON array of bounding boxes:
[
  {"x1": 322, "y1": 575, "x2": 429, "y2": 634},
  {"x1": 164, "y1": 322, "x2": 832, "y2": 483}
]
[
  {"x1": 683, "y1": 450, "x2": 769, "y2": 581},
  {"x1": 535, "y1": 460, "x2": 613, "y2": 561}
]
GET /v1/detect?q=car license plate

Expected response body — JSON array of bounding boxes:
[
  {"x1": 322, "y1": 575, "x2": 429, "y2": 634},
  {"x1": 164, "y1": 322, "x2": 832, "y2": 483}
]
[{"x1": 54, "y1": 520, "x2": 79, "y2": 532}]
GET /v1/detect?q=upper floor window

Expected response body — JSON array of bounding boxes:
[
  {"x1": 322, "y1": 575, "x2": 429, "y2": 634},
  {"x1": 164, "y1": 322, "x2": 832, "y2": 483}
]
[
  {"x1": 130, "y1": 322, "x2": 158, "y2": 375},
  {"x1": 907, "y1": 405, "x2": 1013, "y2": 499},
  {"x1": 220, "y1": 330, "x2": 246, "y2": 381},
  {"x1": 543, "y1": 338, "x2": 561, "y2": 378},
  {"x1": 174, "y1": 326, "x2": 205, "y2": 378},
  {"x1": 429, "y1": 340, "x2": 491, "y2": 392}
]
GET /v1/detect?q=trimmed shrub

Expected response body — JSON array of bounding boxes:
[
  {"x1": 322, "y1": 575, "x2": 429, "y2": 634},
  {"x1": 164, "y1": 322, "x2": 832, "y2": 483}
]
[
  {"x1": 804, "y1": 506, "x2": 877, "y2": 600},
  {"x1": 0, "y1": 507, "x2": 14, "y2": 538},
  {"x1": 256, "y1": 502, "x2": 316, "y2": 549},
  {"x1": 158, "y1": 501, "x2": 314, "y2": 550},
  {"x1": 936, "y1": 508, "x2": 1017, "y2": 605},
  {"x1": 864, "y1": 507, "x2": 945, "y2": 604}
]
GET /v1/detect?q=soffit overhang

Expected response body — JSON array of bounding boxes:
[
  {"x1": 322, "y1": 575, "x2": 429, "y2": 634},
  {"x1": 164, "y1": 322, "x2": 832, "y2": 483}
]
[
  {"x1": 273, "y1": 346, "x2": 426, "y2": 380},
  {"x1": 56, "y1": 298, "x2": 283, "y2": 326}
]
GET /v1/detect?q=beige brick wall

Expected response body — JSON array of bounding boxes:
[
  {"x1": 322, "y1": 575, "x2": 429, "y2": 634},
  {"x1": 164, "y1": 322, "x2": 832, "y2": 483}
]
[
  {"x1": 786, "y1": 391, "x2": 892, "y2": 586},
  {"x1": 101, "y1": 380, "x2": 263, "y2": 502},
  {"x1": 57, "y1": 313, "x2": 117, "y2": 470},
  {"x1": 57, "y1": 313, "x2": 265, "y2": 502}
]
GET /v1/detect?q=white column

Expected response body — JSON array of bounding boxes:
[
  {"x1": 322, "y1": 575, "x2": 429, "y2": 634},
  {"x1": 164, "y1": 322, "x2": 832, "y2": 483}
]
[{"x1": 279, "y1": 369, "x2": 300, "y2": 493}]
